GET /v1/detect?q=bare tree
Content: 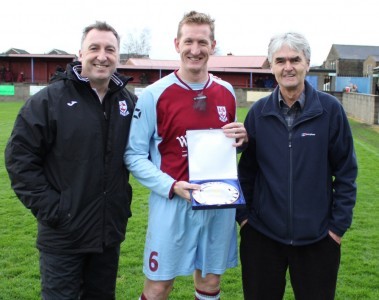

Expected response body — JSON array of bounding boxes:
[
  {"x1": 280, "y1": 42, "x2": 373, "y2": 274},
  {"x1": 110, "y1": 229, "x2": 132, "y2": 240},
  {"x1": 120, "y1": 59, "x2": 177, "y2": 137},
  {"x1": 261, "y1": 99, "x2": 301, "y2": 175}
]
[{"x1": 122, "y1": 28, "x2": 151, "y2": 57}]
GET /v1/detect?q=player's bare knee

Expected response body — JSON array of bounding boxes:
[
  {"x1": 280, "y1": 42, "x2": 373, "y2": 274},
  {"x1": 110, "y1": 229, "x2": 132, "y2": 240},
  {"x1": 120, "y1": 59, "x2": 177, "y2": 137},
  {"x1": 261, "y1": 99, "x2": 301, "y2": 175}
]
[
  {"x1": 144, "y1": 279, "x2": 174, "y2": 299},
  {"x1": 194, "y1": 272, "x2": 220, "y2": 292}
]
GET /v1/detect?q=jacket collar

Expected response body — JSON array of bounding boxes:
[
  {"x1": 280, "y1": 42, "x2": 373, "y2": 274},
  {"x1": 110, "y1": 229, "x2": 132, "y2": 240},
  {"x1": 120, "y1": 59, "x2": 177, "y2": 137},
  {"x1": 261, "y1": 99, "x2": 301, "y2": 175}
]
[
  {"x1": 261, "y1": 81, "x2": 323, "y2": 119},
  {"x1": 67, "y1": 61, "x2": 133, "y2": 92}
]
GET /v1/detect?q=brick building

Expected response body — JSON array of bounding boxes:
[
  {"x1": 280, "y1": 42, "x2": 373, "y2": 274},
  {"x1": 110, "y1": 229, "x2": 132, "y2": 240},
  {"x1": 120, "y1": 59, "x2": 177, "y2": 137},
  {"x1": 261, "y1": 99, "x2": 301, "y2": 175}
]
[{"x1": 323, "y1": 44, "x2": 379, "y2": 76}]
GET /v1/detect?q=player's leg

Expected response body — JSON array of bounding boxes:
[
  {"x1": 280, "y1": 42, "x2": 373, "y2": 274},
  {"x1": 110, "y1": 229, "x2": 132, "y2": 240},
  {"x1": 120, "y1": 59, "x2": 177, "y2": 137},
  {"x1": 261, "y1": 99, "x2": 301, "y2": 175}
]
[
  {"x1": 193, "y1": 208, "x2": 238, "y2": 299},
  {"x1": 194, "y1": 271, "x2": 221, "y2": 300},
  {"x1": 141, "y1": 195, "x2": 203, "y2": 298},
  {"x1": 140, "y1": 278, "x2": 174, "y2": 300}
]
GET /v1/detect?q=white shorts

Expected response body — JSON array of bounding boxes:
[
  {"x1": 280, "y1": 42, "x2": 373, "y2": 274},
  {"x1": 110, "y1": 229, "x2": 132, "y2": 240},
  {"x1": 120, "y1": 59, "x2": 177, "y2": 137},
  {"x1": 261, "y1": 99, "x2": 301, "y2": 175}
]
[{"x1": 143, "y1": 193, "x2": 238, "y2": 280}]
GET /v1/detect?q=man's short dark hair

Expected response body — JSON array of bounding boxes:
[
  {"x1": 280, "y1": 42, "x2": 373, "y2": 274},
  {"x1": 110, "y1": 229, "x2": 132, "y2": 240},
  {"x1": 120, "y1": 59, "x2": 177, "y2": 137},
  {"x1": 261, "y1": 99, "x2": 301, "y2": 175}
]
[{"x1": 81, "y1": 21, "x2": 120, "y2": 48}]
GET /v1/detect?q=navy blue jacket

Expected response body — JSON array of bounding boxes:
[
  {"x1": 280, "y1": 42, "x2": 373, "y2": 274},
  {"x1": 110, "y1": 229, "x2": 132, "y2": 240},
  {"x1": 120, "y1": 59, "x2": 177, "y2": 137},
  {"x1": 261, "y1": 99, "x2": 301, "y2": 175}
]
[{"x1": 236, "y1": 81, "x2": 357, "y2": 246}]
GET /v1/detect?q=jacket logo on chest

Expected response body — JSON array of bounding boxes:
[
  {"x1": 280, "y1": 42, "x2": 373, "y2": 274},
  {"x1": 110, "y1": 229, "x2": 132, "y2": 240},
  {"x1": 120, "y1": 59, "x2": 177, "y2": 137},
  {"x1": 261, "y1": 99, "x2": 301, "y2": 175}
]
[
  {"x1": 67, "y1": 100, "x2": 78, "y2": 107},
  {"x1": 217, "y1": 106, "x2": 228, "y2": 122},
  {"x1": 301, "y1": 132, "x2": 316, "y2": 137},
  {"x1": 119, "y1": 100, "x2": 129, "y2": 117}
]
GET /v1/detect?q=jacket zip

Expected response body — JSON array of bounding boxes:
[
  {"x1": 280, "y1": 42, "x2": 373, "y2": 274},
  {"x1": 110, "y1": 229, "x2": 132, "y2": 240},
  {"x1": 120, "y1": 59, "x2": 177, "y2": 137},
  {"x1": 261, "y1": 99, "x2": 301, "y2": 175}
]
[
  {"x1": 101, "y1": 91, "x2": 110, "y2": 246},
  {"x1": 288, "y1": 129, "x2": 294, "y2": 244},
  {"x1": 89, "y1": 87, "x2": 110, "y2": 246},
  {"x1": 272, "y1": 113, "x2": 295, "y2": 243},
  {"x1": 265, "y1": 106, "x2": 323, "y2": 244},
  {"x1": 287, "y1": 113, "x2": 323, "y2": 244}
]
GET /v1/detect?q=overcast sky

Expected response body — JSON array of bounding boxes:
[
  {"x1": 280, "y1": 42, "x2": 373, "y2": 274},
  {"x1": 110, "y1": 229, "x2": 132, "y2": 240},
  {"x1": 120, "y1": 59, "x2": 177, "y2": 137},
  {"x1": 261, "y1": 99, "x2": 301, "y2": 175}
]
[{"x1": 1, "y1": 0, "x2": 377, "y2": 66}]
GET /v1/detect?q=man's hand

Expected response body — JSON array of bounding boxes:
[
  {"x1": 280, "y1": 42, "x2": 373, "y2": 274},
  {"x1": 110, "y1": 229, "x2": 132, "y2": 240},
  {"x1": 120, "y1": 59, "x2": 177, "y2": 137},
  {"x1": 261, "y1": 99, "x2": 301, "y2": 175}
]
[
  {"x1": 328, "y1": 230, "x2": 342, "y2": 245},
  {"x1": 173, "y1": 181, "x2": 201, "y2": 202},
  {"x1": 222, "y1": 122, "x2": 248, "y2": 147},
  {"x1": 240, "y1": 219, "x2": 248, "y2": 228}
]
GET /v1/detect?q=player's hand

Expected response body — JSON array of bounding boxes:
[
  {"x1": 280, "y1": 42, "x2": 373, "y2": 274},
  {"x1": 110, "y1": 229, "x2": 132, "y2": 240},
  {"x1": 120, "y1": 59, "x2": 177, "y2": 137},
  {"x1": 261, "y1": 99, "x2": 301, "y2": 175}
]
[
  {"x1": 222, "y1": 122, "x2": 248, "y2": 147},
  {"x1": 173, "y1": 181, "x2": 201, "y2": 202}
]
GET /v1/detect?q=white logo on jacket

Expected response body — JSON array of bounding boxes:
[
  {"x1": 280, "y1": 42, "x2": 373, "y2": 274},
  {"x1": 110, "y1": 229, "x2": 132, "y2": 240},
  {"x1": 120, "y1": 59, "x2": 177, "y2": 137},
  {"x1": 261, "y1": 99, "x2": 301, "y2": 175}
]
[
  {"x1": 301, "y1": 133, "x2": 316, "y2": 137},
  {"x1": 67, "y1": 101, "x2": 78, "y2": 106},
  {"x1": 119, "y1": 100, "x2": 129, "y2": 116}
]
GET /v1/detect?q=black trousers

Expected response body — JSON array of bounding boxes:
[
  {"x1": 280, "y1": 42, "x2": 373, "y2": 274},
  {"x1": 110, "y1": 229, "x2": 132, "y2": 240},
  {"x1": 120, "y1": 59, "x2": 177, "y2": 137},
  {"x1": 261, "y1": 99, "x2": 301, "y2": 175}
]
[
  {"x1": 39, "y1": 245, "x2": 120, "y2": 300},
  {"x1": 240, "y1": 224, "x2": 341, "y2": 300}
]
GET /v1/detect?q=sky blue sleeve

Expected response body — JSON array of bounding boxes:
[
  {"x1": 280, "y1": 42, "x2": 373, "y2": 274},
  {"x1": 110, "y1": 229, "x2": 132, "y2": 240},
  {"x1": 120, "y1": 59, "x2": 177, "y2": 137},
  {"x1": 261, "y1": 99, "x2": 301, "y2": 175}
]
[{"x1": 124, "y1": 87, "x2": 176, "y2": 198}]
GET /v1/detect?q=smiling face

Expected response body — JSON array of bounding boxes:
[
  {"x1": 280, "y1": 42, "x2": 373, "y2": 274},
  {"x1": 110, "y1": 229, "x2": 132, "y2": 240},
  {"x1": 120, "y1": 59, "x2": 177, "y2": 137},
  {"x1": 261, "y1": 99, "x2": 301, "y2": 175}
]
[
  {"x1": 270, "y1": 44, "x2": 310, "y2": 93},
  {"x1": 174, "y1": 23, "x2": 216, "y2": 82},
  {"x1": 79, "y1": 29, "x2": 119, "y2": 89}
]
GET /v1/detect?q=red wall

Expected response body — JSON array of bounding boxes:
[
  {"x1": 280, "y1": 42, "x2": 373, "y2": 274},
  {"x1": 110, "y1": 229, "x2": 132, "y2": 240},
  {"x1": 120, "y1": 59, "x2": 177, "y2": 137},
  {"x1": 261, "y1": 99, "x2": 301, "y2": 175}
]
[
  {"x1": 0, "y1": 57, "x2": 276, "y2": 88},
  {"x1": 0, "y1": 57, "x2": 75, "y2": 83}
]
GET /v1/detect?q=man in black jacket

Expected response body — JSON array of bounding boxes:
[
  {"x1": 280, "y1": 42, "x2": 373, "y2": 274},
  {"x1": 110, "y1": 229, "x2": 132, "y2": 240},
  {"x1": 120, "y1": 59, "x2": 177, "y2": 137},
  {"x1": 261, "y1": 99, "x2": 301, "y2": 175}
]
[{"x1": 5, "y1": 21, "x2": 137, "y2": 299}]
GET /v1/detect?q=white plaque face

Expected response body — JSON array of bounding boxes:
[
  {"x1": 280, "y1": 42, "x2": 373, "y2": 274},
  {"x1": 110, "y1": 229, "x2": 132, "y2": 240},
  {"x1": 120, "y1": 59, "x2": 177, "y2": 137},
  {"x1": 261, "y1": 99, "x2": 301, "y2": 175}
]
[{"x1": 192, "y1": 182, "x2": 240, "y2": 205}]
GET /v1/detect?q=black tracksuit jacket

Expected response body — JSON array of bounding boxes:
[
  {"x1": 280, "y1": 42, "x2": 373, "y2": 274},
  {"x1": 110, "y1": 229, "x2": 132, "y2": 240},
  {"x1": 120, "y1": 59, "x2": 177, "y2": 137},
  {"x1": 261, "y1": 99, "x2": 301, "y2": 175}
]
[{"x1": 5, "y1": 62, "x2": 137, "y2": 253}]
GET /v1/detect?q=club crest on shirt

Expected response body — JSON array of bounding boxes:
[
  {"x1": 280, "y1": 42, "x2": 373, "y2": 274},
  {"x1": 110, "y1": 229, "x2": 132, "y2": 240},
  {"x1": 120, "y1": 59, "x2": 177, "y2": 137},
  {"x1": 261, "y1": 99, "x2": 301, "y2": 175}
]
[
  {"x1": 119, "y1": 100, "x2": 129, "y2": 117},
  {"x1": 217, "y1": 106, "x2": 228, "y2": 122}
]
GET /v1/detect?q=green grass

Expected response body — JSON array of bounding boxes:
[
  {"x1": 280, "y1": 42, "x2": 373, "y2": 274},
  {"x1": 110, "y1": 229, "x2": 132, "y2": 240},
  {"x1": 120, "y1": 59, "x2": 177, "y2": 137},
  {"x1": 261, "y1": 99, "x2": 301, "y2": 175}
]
[{"x1": 1, "y1": 102, "x2": 378, "y2": 299}]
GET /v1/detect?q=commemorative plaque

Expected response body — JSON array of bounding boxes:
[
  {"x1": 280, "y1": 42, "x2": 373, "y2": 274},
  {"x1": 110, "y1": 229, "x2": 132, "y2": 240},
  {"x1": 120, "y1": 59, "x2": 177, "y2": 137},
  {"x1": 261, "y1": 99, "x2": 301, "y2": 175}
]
[{"x1": 186, "y1": 129, "x2": 246, "y2": 210}]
